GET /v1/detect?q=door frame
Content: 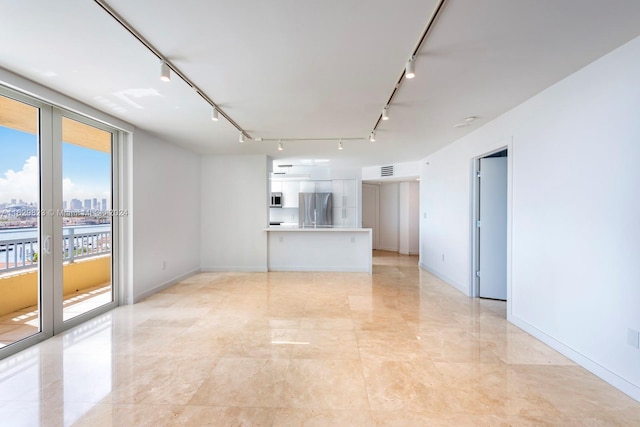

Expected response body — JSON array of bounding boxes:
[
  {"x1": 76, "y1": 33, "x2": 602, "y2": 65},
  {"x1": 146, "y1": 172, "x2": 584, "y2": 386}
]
[
  {"x1": 469, "y1": 141, "x2": 513, "y2": 305},
  {"x1": 52, "y1": 109, "x2": 122, "y2": 334},
  {"x1": 0, "y1": 86, "x2": 55, "y2": 356},
  {"x1": 0, "y1": 84, "x2": 125, "y2": 359},
  {"x1": 362, "y1": 183, "x2": 380, "y2": 250}
]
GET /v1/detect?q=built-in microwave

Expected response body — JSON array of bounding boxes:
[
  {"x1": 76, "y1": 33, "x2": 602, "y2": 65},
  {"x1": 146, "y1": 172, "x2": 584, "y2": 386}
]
[{"x1": 270, "y1": 192, "x2": 283, "y2": 207}]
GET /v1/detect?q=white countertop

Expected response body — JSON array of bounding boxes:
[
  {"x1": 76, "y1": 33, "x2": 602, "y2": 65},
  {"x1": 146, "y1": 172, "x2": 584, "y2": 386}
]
[{"x1": 265, "y1": 226, "x2": 371, "y2": 232}]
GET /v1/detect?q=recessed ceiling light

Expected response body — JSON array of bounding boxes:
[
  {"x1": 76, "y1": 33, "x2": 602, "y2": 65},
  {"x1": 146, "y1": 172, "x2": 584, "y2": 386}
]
[
  {"x1": 464, "y1": 116, "x2": 477, "y2": 122},
  {"x1": 453, "y1": 122, "x2": 469, "y2": 128}
]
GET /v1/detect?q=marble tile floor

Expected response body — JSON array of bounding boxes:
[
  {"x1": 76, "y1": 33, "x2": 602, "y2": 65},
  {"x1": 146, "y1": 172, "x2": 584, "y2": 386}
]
[{"x1": 0, "y1": 251, "x2": 638, "y2": 426}]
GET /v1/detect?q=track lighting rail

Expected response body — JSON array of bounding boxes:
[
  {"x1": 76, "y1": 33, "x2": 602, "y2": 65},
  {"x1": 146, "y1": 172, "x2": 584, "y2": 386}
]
[
  {"x1": 372, "y1": 0, "x2": 448, "y2": 132},
  {"x1": 93, "y1": 0, "x2": 252, "y2": 139}
]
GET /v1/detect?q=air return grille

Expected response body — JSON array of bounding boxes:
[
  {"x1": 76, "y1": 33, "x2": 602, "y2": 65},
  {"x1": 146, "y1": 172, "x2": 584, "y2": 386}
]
[{"x1": 381, "y1": 165, "x2": 394, "y2": 177}]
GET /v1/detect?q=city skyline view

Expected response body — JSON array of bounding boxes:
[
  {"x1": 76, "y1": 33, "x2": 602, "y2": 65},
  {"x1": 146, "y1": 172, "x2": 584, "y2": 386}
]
[{"x1": 0, "y1": 126, "x2": 111, "y2": 205}]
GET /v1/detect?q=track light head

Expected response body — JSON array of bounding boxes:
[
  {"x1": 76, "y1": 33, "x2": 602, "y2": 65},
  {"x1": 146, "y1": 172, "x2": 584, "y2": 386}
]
[
  {"x1": 338, "y1": 139, "x2": 344, "y2": 150},
  {"x1": 211, "y1": 108, "x2": 219, "y2": 121},
  {"x1": 278, "y1": 140, "x2": 284, "y2": 151},
  {"x1": 382, "y1": 107, "x2": 389, "y2": 121},
  {"x1": 369, "y1": 131, "x2": 376, "y2": 142},
  {"x1": 160, "y1": 61, "x2": 171, "y2": 82},
  {"x1": 239, "y1": 133, "x2": 245, "y2": 143},
  {"x1": 405, "y1": 57, "x2": 415, "y2": 79}
]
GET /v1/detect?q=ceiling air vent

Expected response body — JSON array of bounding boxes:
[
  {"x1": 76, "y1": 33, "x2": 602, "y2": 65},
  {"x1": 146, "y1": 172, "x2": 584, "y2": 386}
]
[{"x1": 381, "y1": 165, "x2": 394, "y2": 177}]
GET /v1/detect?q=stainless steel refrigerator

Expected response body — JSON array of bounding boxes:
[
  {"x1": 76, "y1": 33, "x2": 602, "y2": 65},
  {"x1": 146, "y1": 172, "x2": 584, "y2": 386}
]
[{"x1": 298, "y1": 193, "x2": 332, "y2": 228}]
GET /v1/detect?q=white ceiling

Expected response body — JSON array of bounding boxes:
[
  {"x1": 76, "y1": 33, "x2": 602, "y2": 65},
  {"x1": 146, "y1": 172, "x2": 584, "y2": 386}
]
[{"x1": 1, "y1": 0, "x2": 640, "y2": 169}]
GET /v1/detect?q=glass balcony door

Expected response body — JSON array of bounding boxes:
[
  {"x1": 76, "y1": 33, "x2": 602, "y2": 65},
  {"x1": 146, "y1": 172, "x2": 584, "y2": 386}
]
[
  {"x1": 0, "y1": 88, "x2": 119, "y2": 358},
  {"x1": 0, "y1": 91, "x2": 52, "y2": 352},
  {"x1": 58, "y1": 115, "x2": 115, "y2": 325}
]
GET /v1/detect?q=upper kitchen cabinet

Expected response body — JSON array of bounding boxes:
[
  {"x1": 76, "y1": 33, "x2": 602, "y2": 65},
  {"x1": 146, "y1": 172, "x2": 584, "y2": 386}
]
[
  {"x1": 331, "y1": 179, "x2": 357, "y2": 208},
  {"x1": 299, "y1": 180, "x2": 331, "y2": 193},
  {"x1": 271, "y1": 179, "x2": 299, "y2": 208},
  {"x1": 281, "y1": 181, "x2": 299, "y2": 208},
  {"x1": 332, "y1": 179, "x2": 358, "y2": 227}
]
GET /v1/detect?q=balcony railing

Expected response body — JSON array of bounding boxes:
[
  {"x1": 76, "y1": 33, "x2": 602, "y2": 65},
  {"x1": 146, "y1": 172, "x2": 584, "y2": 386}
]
[
  {"x1": 0, "y1": 228, "x2": 111, "y2": 274},
  {"x1": 0, "y1": 237, "x2": 38, "y2": 273}
]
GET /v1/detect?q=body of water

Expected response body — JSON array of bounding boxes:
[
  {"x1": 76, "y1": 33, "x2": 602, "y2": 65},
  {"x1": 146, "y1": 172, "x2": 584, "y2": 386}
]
[
  {"x1": 0, "y1": 224, "x2": 110, "y2": 241},
  {"x1": 0, "y1": 225, "x2": 111, "y2": 267}
]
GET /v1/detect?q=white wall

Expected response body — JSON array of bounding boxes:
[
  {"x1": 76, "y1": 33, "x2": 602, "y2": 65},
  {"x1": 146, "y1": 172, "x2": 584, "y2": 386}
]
[
  {"x1": 378, "y1": 183, "x2": 399, "y2": 252},
  {"x1": 362, "y1": 161, "x2": 419, "y2": 181},
  {"x1": 0, "y1": 67, "x2": 201, "y2": 305},
  {"x1": 419, "y1": 36, "x2": 640, "y2": 400},
  {"x1": 399, "y1": 181, "x2": 419, "y2": 255},
  {"x1": 201, "y1": 155, "x2": 268, "y2": 271},
  {"x1": 130, "y1": 131, "x2": 201, "y2": 302}
]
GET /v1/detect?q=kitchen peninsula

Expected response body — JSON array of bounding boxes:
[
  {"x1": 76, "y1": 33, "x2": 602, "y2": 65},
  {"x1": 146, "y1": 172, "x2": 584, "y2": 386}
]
[
  {"x1": 265, "y1": 226, "x2": 372, "y2": 274},
  {"x1": 267, "y1": 167, "x2": 371, "y2": 273}
]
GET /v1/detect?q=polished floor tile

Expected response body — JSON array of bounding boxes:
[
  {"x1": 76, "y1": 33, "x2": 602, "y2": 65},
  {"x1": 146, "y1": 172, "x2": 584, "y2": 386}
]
[{"x1": 0, "y1": 250, "x2": 638, "y2": 426}]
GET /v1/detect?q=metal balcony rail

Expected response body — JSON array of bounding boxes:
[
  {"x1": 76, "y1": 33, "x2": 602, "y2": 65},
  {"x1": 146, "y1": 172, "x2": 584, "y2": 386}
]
[{"x1": 0, "y1": 228, "x2": 111, "y2": 274}]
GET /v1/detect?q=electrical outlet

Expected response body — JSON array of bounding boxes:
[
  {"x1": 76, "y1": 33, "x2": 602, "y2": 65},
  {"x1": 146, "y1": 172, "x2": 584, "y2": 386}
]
[
  {"x1": 628, "y1": 328, "x2": 640, "y2": 349},
  {"x1": 423, "y1": 212, "x2": 427, "y2": 219}
]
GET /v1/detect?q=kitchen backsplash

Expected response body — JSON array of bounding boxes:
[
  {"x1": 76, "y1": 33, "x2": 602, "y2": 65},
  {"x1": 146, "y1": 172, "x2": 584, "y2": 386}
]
[{"x1": 269, "y1": 207, "x2": 298, "y2": 224}]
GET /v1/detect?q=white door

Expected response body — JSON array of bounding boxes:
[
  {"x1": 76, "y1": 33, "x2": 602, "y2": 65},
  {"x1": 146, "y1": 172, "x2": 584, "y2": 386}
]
[{"x1": 478, "y1": 157, "x2": 507, "y2": 300}]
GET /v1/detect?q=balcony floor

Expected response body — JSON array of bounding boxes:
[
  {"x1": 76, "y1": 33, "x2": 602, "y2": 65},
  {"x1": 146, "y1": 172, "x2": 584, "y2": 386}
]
[{"x1": 0, "y1": 283, "x2": 112, "y2": 348}]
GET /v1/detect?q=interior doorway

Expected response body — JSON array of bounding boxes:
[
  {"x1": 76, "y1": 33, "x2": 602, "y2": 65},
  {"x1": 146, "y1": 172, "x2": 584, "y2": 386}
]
[
  {"x1": 362, "y1": 183, "x2": 380, "y2": 250},
  {"x1": 473, "y1": 149, "x2": 508, "y2": 300}
]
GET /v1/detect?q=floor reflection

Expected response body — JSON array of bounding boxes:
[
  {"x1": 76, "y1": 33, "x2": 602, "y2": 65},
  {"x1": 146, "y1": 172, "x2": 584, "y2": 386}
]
[{"x1": 0, "y1": 251, "x2": 637, "y2": 426}]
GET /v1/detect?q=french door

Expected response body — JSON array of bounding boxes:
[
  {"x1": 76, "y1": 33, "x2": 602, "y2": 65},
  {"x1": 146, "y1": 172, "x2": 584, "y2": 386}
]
[{"x1": 0, "y1": 87, "x2": 119, "y2": 357}]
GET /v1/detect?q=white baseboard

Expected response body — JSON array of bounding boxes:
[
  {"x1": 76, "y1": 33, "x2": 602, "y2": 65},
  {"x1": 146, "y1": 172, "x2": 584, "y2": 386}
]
[
  {"x1": 399, "y1": 250, "x2": 419, "y2": 255},
  {"x1": 268, "y1": 265, "x2": 371, "y2": 273},
  {"x1": 419, "y1": 262, "x2": 470, "y2": 296},
  {"x1": 419, "y1": 262, "x2": 640, "y2": 402},
  {"x1": 132, "y1": 268, "x2": 201, "y2": 303},
  {"x1": 509, "y1": 315, "x2": 640, "y2": 402},
  {"x1": 201, "y1": 266, "x2": 268, "y2": 272}
]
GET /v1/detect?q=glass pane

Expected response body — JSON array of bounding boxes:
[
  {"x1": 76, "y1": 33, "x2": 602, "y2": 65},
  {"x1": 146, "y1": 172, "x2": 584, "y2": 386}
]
[
  {"x1": 0, "y1": 95, "x2": 41, "y2": 347},
  {"x1": 61, "y1": 117, "x2": 112, "y2": 321}
]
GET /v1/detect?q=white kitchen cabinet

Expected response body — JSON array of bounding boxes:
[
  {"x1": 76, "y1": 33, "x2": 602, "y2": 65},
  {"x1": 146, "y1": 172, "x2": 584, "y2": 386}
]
[
  {"x1": 299, "y1": 180, "x2": 331, "y2": 193},
  {"x1": 271, "y1": 180, "x2": 299, "y2": 207},
  {"x1": 331, "y1": 179, "x2": 357, "y2": 207},
  {"x1": 299, "y1": 181, "x2": 315, "y2": 193},
  {"x1": 282, "y1": 181, "x2": 299, "y2": 208},
  {"x1": 315, "y1": 180, "x2": 332, "y2": 192},
  {"x1": 332, "y1": 206, "x2": 358, "y2": 227},
  {"x1": 331, "y1": 179, "x2": 358, "y2": 227}
]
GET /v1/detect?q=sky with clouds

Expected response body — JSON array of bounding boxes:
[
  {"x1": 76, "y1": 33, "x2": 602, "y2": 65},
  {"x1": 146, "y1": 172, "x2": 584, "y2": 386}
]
[{"x1": 0, "y1": 126, "x2": 110, "y2": 205}]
